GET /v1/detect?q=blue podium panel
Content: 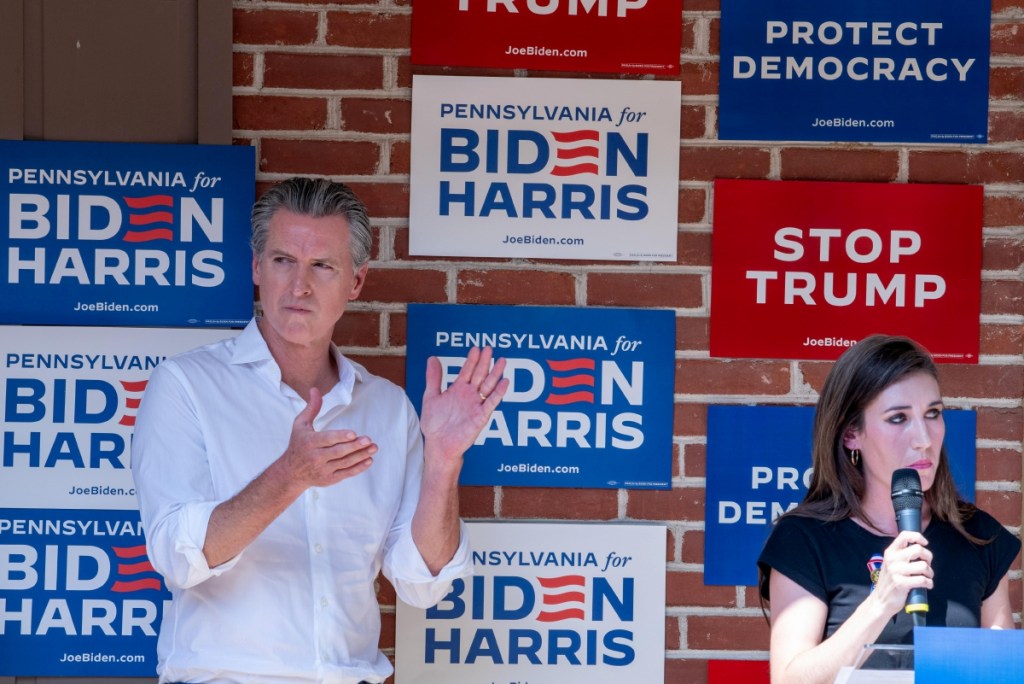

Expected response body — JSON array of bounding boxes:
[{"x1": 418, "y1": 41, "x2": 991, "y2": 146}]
[{"x1": 915, "y1": 626, "x2": 1024, "y2": 683}]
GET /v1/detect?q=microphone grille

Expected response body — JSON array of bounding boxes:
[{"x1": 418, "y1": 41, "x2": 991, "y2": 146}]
[{"x1": 891, "y1": 467, "x2": 923, "y2": 512}]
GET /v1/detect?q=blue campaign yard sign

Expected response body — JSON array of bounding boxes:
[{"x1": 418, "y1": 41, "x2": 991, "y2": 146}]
[
  {"x1": 719, "y1": 0, "x2": 991, "y2": 143},
  {"x1": 1, "y1": 140, "x2": 255, "y2": 327},
  {"x1": 0, "y1": 508, "x2": 169, "y2": 676},
  {"x1": 405, "y1": 304, "x2": 675, "y2": 489},
  {"x1": 704, "y1": 405, "x2": 976, "y2": 586}
]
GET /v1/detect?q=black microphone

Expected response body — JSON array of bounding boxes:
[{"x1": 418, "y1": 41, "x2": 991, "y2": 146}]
[{"x1": 891, "y1": 468, "x2": 928, "y2": 623}]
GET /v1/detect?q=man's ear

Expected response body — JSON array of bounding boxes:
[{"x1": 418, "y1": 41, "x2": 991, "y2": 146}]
[{"x1": 348, "y1": 263, "x2": 369, "y2": 301}]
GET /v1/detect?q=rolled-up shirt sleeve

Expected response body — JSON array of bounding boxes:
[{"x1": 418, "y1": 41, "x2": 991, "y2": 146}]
[
  {"x1": 131, "y1": 362, "x2": 241, "y2": 590},
  {"x1": 385, "y1": 519, "x2": 473, "y2": 607},
  {"x1": 380, "y1": 400, "x2": 473, "y2": 608}
]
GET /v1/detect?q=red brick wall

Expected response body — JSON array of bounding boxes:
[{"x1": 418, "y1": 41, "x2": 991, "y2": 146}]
[{"x1": 232, "y1": 2, "x2": 1024, "y2": 681}]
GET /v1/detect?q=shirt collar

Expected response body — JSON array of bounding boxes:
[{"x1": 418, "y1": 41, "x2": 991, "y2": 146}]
[
  {"x1": 230, "y1": 318, "x2": 273, "y2": 365},
  {"x1": 229, "y1": 318, "x2": 362, "y2": 403}
]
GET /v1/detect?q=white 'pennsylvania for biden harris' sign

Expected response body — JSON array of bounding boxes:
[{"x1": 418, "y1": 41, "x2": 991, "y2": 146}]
[
  {"x1": 396, "y1": 522, "x2": 666, "y2": 684},
  {"x1": 409, "y1": 75, "x2": 680, "y2": 261},
  {"x1": 1, "y1": 326, "x2": 238, "y2": 510}
]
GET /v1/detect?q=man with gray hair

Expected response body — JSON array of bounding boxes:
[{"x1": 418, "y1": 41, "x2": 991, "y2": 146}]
[{"x1": 132, "y1": 177, "x2": 508, "y2": 683}]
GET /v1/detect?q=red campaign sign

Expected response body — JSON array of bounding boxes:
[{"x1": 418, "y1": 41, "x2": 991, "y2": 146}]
[
  {"x1": 411, "y1": 1, "x2": 681, "y2": 75},
  {"x1": 708, "y1": 660, "x2": 771, "y2": 684},
  {"x1": 710, "y1": 179, "x2": 982, "y2": 363}
]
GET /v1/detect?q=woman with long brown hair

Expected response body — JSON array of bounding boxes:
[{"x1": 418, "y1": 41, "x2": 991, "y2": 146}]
[{"x1": 758, "y1": 335, "x2": 1019, "y2": 683}]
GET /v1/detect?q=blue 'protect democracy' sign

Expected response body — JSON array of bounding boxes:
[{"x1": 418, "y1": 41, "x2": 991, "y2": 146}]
[
  {"x1": 405, "y1": 304, "x2": 675, "y2": 489},
  {"x1": 704, "y1": 405, "x2": 976, "y2": 586},
  {"x1": 1, "y1": 140, "x2": 255, "y2": 327},
  {"x1": 719, "y1": 0, "x2": 991, "y2": 143}
]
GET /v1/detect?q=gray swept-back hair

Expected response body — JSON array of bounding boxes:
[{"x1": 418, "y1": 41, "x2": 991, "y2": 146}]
[{"x1": 250, "y1": 177, "x2": 372, "y2": 268}]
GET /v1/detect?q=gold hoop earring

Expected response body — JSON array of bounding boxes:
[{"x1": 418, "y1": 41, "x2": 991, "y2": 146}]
[{"x1": 850, "y1": 449, "x2": 861, "y2": 467}]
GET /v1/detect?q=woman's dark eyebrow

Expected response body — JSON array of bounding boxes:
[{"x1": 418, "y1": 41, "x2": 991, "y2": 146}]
[{"x1": 882, "y1": 399, "x2": 943, "y2": 412}]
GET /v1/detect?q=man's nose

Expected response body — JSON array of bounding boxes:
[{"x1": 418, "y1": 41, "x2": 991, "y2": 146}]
[{"x1": 292, "y1": 266, "x2": 313, "y2": 295}]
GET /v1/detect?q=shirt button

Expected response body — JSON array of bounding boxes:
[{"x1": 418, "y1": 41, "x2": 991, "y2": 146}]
[
  {"x1": 320, "y1": 597, "x2": 328, "y2": 608},
  {"x1": 314, "y1": 544, "x2": 323, "y2": 554},
  {"x1": 312, "y1": 490, "x2": 320, "y2": 501}
]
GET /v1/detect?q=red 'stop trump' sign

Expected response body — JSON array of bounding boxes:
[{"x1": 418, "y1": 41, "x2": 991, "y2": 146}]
[
  {"x1": 411, "y1": 0, "x2": 681, "y2": 75},
  {"x1": 710, "y1": 179, "x2": 981, "y2": 362}
]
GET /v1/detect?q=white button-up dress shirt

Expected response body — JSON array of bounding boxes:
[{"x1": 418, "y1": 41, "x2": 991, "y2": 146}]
[{"x1": 131, "y1": 319, "x2": 471, "y2": 683}]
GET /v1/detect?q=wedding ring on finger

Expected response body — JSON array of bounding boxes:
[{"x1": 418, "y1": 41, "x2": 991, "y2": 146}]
[{"x1": 479, "y1": 392, "x2": 488, "y2": 402}]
